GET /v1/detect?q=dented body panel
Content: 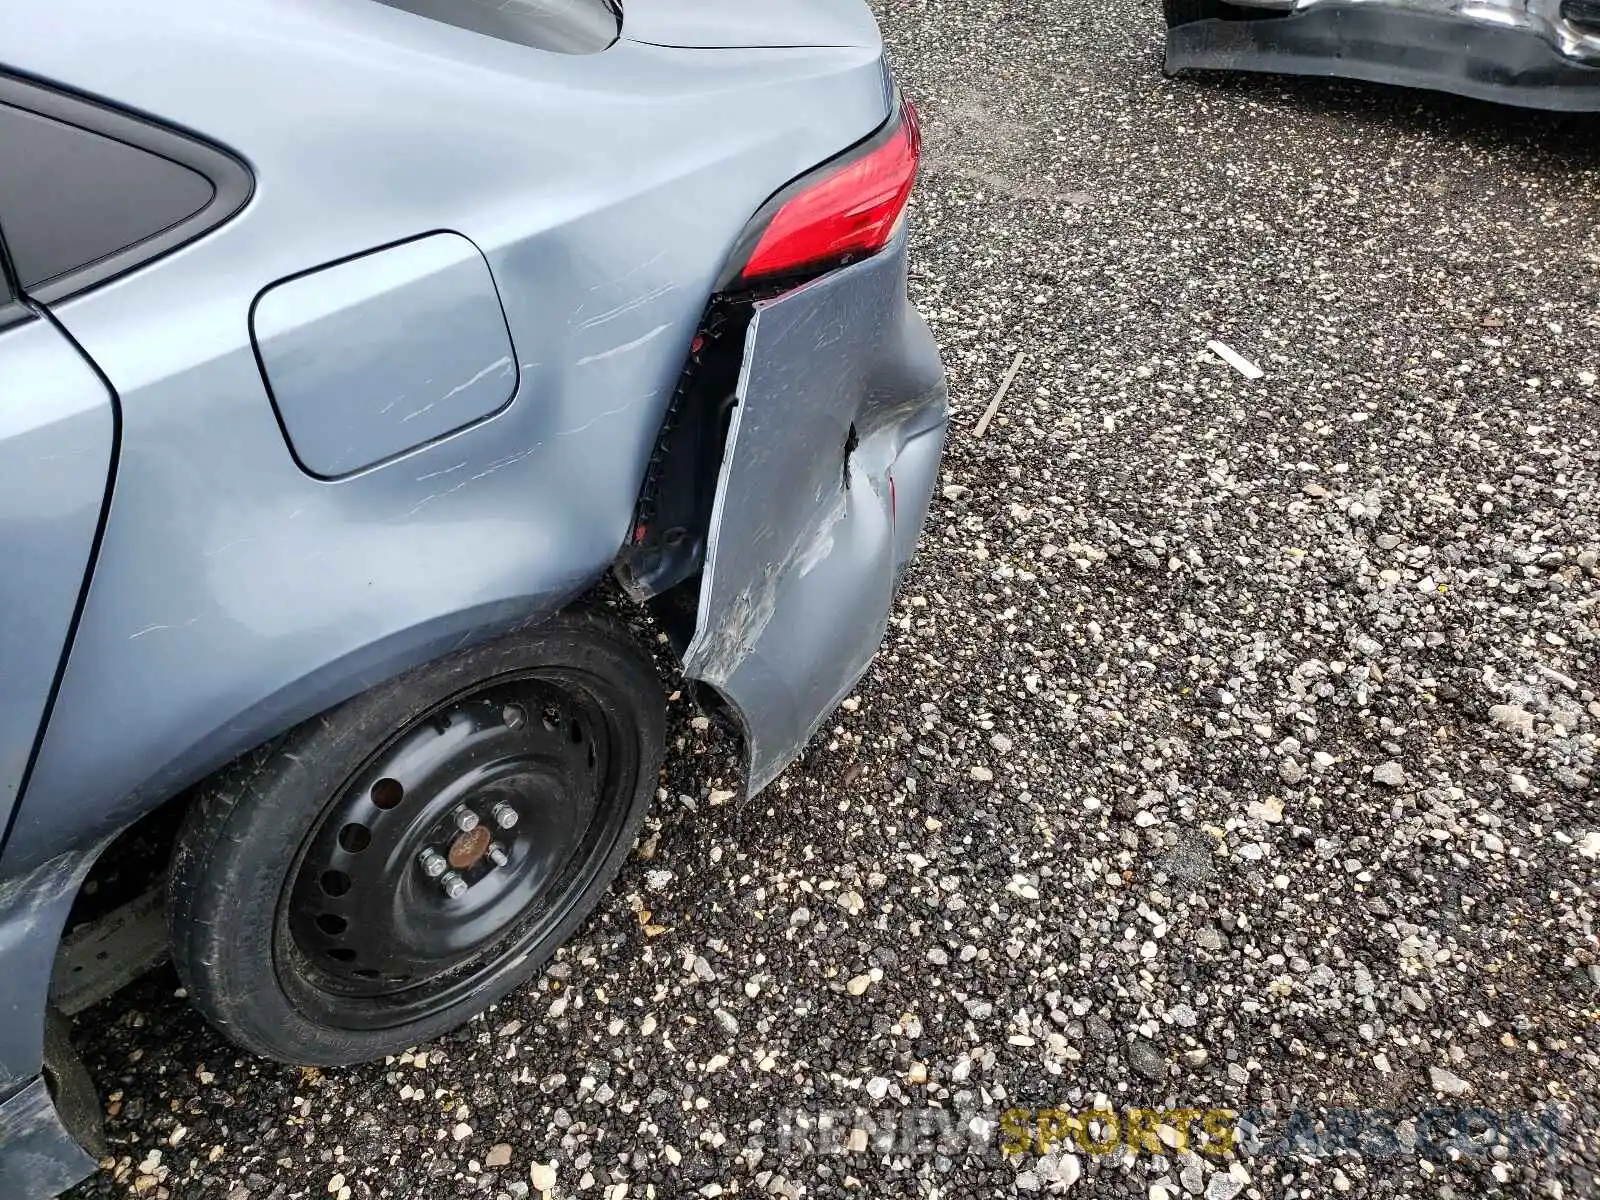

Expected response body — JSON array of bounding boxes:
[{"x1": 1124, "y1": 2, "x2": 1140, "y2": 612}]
[
  {"x1": 684, "y1": 234, "x2": 946, "y2": 791},
  {"x1": 1167, "y1": 0, "x2": 1600, "y2": 110},
  {"x1": 0, "y1": 853, "x2": 98, "y2": 1098}
]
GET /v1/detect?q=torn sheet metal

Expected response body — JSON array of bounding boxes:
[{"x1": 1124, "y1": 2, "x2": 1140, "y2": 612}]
[
  {"x1": 1166, "y1": 0, "x2": 1600, "y2": 112},
  {"x1": 683, "y1": 234, "x2": 946, "y2": 794}
]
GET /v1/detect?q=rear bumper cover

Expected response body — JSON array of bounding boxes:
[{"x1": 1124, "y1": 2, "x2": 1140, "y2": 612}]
[
  {"x1": 683, "y1": 231, "x2": 946, "y2": 792},
  {"x1": 1166, "y1": 1, "x2": 1600, "y2": 111}
]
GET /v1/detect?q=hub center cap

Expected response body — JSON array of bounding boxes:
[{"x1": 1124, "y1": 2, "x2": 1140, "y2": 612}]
[{"x1": 448, "y1": 825, "x2": 491, "y2": 870}]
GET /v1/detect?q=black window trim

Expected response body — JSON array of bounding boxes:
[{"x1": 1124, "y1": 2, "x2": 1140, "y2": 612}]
[
  {"x1": 0, "y1": 296, "x2": 28, "y2": 333},
  {"x1": 0, "y1": 71, "x2": 253, "y2": 306},
  {"x1": 0, "y1": 220, "x2": 32, "y2": 333}
]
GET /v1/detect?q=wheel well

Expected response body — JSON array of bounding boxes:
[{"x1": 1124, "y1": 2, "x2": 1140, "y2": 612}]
[{"x1": 50, "y1": 791, "x2": 191, "y2": 1015}]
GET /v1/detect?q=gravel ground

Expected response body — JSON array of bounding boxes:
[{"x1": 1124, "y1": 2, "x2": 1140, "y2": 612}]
[{"x1": 68, "y1": 4, "x2": 1600, "y2": 1199}]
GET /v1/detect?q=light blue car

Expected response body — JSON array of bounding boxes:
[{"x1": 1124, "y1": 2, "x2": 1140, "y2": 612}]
[{"x1": 0, "y1": 1, "x2": 947, "y2": 1192}]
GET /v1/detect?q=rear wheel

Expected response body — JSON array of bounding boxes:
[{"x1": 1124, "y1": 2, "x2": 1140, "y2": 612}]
[{"x1": 167, "y1": 611, "x2": 664, "y2": 1065}]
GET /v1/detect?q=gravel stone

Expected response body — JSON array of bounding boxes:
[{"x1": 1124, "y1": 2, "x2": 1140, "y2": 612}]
[
  {"x1": 1129, "y1": 1039, "x2": 1168, "y2": 1082},
  {"x1": 1372, "y1": 761, "x2": 1407, "y2": 787},
  {"x1": 1429, "y1": 1065, "x2": 1474, "y2": 1097}
]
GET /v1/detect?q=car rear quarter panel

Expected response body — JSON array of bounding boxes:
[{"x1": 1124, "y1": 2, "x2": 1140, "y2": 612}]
[
  {"x1": 0, "y1": 322, "x2": 113, "y2": 821},
  {"x1": 0, "y1": 0, "x2": 892, "y2": 878}
]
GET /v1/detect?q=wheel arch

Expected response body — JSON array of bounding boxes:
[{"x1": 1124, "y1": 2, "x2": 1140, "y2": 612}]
[
  {"x1": 0, "y1": 584, "x2": 614, "y2": 1091},
  {"x1": 3, "y1": 586, "x2": 595, "y2": 879}
]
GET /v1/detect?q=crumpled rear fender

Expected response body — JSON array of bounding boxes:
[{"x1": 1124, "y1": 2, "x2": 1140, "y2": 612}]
[{"x1": 682, "y1": 232, "x2": 946, "y2": 793}]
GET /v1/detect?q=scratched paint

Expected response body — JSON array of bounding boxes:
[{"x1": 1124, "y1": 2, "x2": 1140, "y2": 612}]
[
  {"x1": 0, "y1": 1078, "x2": 98, "y2": 1197},
  {"x1": 577, "y1": 283, "x2": 678, "y2": 331},
  {"x1": 252, "y1": 233, "x2": 520, "y2": 478},
  {"x1": 575, "y1": 323, "x2": 674, "y2": 366}
]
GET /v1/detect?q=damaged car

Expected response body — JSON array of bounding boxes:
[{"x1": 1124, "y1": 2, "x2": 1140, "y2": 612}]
[
  {"x1": 0, "y1": 0, "x2": 946, "y2": 1192},
  {"x1": 1164, "y1": 0, "x2": 1600, "y2": 111}
]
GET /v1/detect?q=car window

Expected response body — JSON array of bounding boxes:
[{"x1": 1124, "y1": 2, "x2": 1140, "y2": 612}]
[
  {"x1": 0, "y1": 104, "x2": 213, "y2": 294},
  {"x1": 0, "y1": 77, "x2": 251, "y2": 305},
  {"x1": 374, "y1": 0, "x2": 619, "y2": 53}
]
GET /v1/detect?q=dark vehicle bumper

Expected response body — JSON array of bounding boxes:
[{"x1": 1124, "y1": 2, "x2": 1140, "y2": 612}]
[
  {"x1": 681, "y1": 230, "x2": 947, "y2": 792},
  {"x1": 1166, "y1": 1, "x2": 1600, "y2": 112}
]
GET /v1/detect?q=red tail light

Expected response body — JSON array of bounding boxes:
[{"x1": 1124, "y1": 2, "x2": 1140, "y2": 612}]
[{"x1": 737, "y1": 98, "x2": 921, "y2": 285}]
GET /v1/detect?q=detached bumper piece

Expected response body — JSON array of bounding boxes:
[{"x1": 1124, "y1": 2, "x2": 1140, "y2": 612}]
[
  {"x1": 682, "y1": 232, "x2": 946, "y2": 794},
  {"x1": 1166, "y1": 0, "x2": 1600, "y2": 112}
]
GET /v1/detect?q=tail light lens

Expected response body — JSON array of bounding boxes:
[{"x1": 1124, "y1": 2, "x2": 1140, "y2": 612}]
[{"x1": 736, "y1": 97, "x2": 921, "y2": 286}]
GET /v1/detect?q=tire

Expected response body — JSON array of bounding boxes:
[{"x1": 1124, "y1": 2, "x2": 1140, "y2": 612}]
[{"x1": 167, "y1": 610, "x2": 665, "y2": 1065}]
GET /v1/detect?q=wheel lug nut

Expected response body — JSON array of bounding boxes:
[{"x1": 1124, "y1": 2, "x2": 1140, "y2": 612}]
[
  {"x1": 452, "y1": 806, "x2": 480, "y2": 833},
  {"x1": 440, "y1": 871, "x2": 467, "y2": 899},
  {"x1": 418, "y1": 849, "x2": 447, "y2": 878},
  {"x1": 490, "y1": 802, "x2": 518, "y2": 830},
  {"x1": 502, "y1": 703, "x2": 526, "y2": 730},
  {"x1": 486, "y1": 842, "x2": 509, "y2": 868}
]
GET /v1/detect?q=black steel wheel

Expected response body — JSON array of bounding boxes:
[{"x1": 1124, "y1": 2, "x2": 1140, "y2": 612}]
[{"x1": 167, "y1": 611, "x2": 664, "y2": 1065}]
